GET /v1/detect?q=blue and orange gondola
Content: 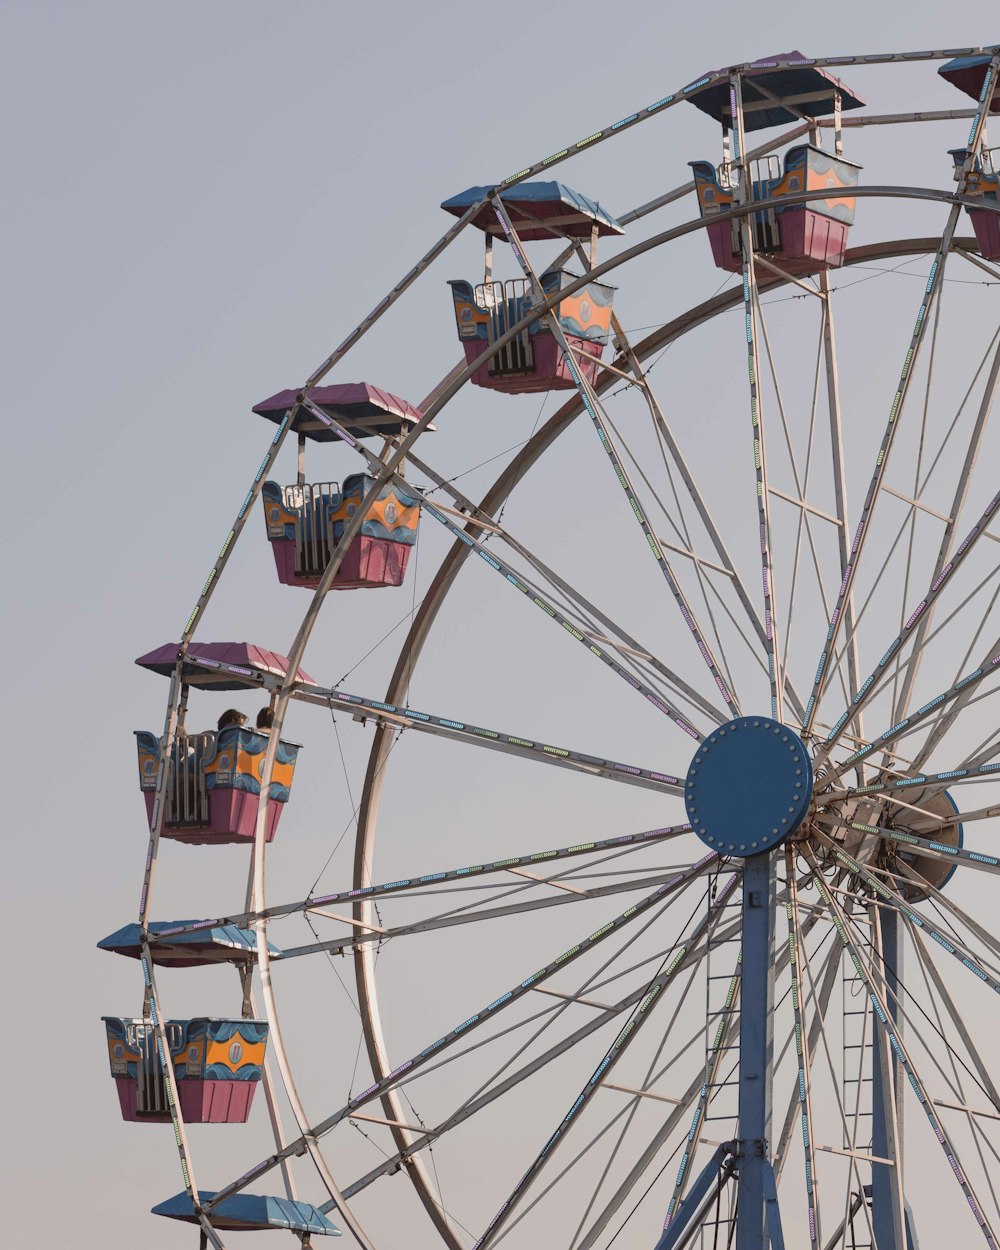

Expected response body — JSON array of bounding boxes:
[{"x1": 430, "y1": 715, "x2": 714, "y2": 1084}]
[
  {"x1": 132, "y1": 641, "x2": 309, "y2": 845},
  {"x1": 254, "y1": 384, "x2": 424, "y2": 589},
  {"x1": 687, "y1": 53, "x2": 865, "y2": 275},
  {"x1": 442, "y1": 182, "x2": 623, "y2": 394}
]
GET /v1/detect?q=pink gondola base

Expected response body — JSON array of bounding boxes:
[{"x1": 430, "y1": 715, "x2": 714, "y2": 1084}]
[
  {"x1": 459, "y1": 333, "x2": 604, "y2": 394},
  {"x1": 112, "y1": 1077, "x2": 258, "y2": 1123},
  {"x1": 706, "y1": 208, "x2": 851, "y2": 276},
  {"x1": 269, "y1": 532, "x2": 412, "y2": 590},
  {"x1": 143, "y1": 789, "x2": 284, "y2": 845},
  {"x1": 966, "y1": 207, "x2": 1000, "y2": 261}
]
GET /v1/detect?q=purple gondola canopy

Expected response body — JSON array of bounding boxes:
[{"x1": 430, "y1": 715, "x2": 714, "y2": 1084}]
[
  {"x1": 134, "y1": 641, "x2": 314, "y2": 690},
  {"x1": 685, "y1": 52, "x2": 865, "y2": 131},
  {"x1": 253, "y1": 383, "x2": 429, "y2": 443}
]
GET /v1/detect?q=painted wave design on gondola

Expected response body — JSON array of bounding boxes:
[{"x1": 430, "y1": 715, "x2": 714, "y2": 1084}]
[
  {"x1": 262, "y1": 480, "x2": 298, "y2": 541},
  {"x1": 449, "y1": 276, "x2": 615, "y2": 344},
  {"x1": 330, "y1": 476, "x2": 420, "y2": 547},
  {"x1": 206, "y1": 728, "x2": 298, "y2": 801},
  {"x1": 103, "y1": 1017, "x2": 269, "y2": 1083},
  {"x1": 134, "y1": 727, "x2": 299, "y2": 803},
  {"x1": 690, "y1": 145, "x2": 860, "y2": 224}
]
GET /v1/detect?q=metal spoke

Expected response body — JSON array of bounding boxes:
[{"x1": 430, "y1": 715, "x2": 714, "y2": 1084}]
[
  {"x1": 783, "y1": 846, "x2": 822, "y2": 1248},
  {"x1": 300, "y1": 395, "x2": 709, "y2": 741},
  {"x1": 814, "y1": 837, "x2": 1000, "y2": 995},
  {"x1": 807, "y1": 849, "x2": 1000, "y2": 1247},
  {"x1": 818, "y1": 630, "x2": 1000, "y2": 787},
  {"x1": 472, "y1": 874, "x2": 740, "y2": 1249},
  {"x1": 774, "y1": 297, "x2": 842, "y2": 716},
  {"x1": 280, "y1": 865, "x2": 709, "y2": 959},
  {"x1": 287, "y1": 680, "x2": 688, "y2": 791},
  {"x1": 155, "y1": 823, "x2": 694, "y2": 939},
  {"x1": 205, "y1": 856, "x2": 719, "y2": 1212},
  {"x1": 817, "y1": 484, "x2": 1000, "y2": 762},
  {"x1": 408, "y1": 442, "x2": 729, "y2": 726},
  {"x1": 489, "y1": 199, "x2": 742, "y2": 715},
  {"x1": 821, "y1": 813, "x2": 1000, "y2": 879},
  {"x1": 890, "y1": 329, "x2": 1000, "y2": 727},
  {"x1": 341, "y1": 913, "x2": 726, "y2": 1206},
  {"x1": 803, "y1": 69, "x2": 1000, "y2": 735}
]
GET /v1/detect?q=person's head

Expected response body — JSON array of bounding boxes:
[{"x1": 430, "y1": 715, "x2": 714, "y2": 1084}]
[
  {"x1": 217, "y1": 708, "x2": 247, "y2": 731},
  {"x1": 256, "y1": 706, "x2": 275, "y2": 731}
]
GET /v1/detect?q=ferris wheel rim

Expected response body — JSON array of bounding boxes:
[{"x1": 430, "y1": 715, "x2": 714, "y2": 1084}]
[
  {"x1": 332, "y1": 228, "x2": 992, "y2": 1244},
  {"x1": 132, "y1": 68, "x2": 1000, "y2": 1235}
]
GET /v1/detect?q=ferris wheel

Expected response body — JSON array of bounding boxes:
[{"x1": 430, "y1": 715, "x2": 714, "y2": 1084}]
[{"x1": 101, "y1": 44, "x2": 1000, "y2": 1250}]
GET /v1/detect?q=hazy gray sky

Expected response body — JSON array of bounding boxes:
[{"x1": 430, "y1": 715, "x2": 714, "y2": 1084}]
[{"x1": 5, "y1": 2, "x2": 1000, "y2": 1247}]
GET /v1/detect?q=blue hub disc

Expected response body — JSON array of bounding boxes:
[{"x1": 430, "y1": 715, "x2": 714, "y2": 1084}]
[{"x1": 685, "y1": 716, "x2": 813, "y2": 857}]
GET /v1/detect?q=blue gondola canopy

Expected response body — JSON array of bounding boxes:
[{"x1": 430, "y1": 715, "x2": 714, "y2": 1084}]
[
  {"x1": 686, "y1": 52, "x2": 865, "y2": 132},
  {"x1": 441, "y1": 181, "x2": 624, "y2": 240}
]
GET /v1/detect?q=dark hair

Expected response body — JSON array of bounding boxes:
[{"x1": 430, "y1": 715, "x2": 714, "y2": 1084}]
[
  {"x1": 256, "y1": 706, "x2": 275, "y2": 731},
  {"x1": 217, "y1": 708, "x2": 247, "y2": 731}
]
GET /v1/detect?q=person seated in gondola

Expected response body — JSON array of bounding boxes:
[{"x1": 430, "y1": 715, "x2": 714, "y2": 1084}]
[
  {"x1": 256, "y1": 706, "x2": 275, "y2": 731},
  {"x1": 217, "y1": 708, "x2": 248, "y2": 731}
]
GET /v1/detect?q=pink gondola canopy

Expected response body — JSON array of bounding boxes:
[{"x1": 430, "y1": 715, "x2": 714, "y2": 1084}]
[
  {"x1": 134, "y1": 642, "x2": 315, "y2": 690},
  {"x1": 253, "y1": 383, "x2": 427, "y2": 443}
]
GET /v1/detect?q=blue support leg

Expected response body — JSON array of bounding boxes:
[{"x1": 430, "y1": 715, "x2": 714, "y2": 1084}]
[
  {"x1": 736, "y1": 850, "x2": 777, "y2": 1249},
  {"x1": 654, "y1": 1144, "x2": 734, "y2": 1250},
  {"x1": 762, "y1": 1158, "x2": 786, "y2": 1250},
  {"x1": 871, "y1": 906, "x2": 911, "y2": 1248}
]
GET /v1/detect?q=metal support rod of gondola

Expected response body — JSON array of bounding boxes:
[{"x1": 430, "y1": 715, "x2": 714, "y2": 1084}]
[
  {"x1": 244, "y1": 975, "x2": 299, "y2": 1202},
  {"x1": 139, "y1": 942, "x2": 226, "y2": 1248}
]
